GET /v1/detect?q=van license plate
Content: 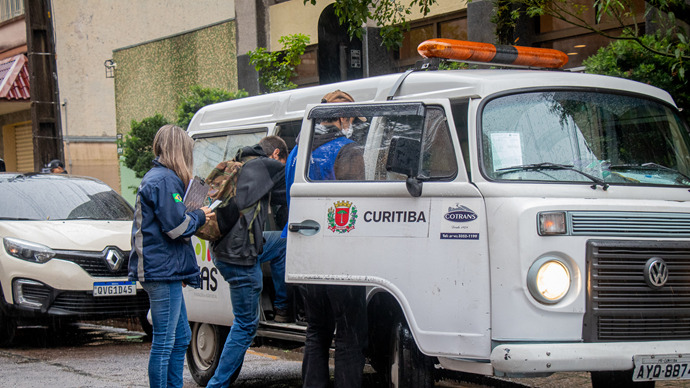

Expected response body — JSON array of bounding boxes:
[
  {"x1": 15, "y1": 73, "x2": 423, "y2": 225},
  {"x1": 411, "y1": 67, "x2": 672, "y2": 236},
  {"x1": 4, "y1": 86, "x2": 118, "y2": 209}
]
[
  {"x1": 633, "y1": 354, "x2": 690, "y2": 381},
  {"x1": 93, "y1": 281, "x2": 136, "y2": 297}
]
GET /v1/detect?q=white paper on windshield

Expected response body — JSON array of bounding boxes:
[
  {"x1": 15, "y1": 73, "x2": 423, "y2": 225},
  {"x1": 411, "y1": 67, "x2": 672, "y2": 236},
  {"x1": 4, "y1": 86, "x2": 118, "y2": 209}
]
[{"x1": 491, "y1": 132, "x2": 522, "y2": 171}]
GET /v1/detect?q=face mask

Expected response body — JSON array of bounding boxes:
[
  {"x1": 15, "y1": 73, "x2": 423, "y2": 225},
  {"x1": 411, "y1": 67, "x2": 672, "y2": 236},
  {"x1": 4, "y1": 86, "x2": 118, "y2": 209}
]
[{"x1": 341, "y1": 120, "x2": 353, "y2": 138}]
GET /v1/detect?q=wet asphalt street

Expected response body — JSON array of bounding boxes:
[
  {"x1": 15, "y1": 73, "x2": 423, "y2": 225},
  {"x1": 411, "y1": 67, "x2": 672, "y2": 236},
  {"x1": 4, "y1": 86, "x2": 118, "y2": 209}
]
[{"x1": 0, "y1": 321, "x2": 688, "y2": 388}]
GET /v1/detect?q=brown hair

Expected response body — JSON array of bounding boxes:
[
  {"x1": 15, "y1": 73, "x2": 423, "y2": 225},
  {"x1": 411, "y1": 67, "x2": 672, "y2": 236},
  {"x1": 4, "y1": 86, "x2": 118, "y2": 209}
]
[
  {"x1": 259, "y1": 135, "x2": 288, "y2": 161},
  {"x1": 153, "y1": 124, "x2": 194, "y2": 188}
]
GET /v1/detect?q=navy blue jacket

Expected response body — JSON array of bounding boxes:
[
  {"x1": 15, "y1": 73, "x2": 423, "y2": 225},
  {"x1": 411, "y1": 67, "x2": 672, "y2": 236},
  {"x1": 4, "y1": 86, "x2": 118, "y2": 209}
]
[{"x1": 129, "y1": 159, "x2": 204, "y2": 287}]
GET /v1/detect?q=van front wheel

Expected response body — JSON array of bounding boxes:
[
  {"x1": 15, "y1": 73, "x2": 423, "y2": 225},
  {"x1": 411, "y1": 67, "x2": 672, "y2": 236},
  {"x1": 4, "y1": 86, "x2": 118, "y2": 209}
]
[
  {"x1": 388, "y1": 318, "x2": 434, "y2": 388},
  {"x1": 187, "y1": 322, "x2": 229, "y2": 386}
]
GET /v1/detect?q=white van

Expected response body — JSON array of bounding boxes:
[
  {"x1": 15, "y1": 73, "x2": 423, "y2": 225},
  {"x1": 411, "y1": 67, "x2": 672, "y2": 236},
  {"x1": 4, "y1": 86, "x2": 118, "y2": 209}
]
[{"x1": 183, "y1": 40, "x2": 690, "y2": 387}]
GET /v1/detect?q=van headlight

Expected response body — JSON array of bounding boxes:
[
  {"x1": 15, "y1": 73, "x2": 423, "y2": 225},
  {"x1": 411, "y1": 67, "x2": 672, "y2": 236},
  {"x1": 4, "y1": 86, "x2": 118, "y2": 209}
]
[
  {"x1": 3, "y1": 237, "x2": 56, "y2": 263},
  {"x1": 527, "y1": 257, "x2": 571, "y2": 304}
]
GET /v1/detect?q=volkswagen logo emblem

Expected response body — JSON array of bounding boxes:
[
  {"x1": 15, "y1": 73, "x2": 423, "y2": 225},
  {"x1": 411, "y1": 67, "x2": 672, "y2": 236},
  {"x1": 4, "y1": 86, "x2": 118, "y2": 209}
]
[{"x1": 644, "y1": 257, "x2": 669, "y2": 289}]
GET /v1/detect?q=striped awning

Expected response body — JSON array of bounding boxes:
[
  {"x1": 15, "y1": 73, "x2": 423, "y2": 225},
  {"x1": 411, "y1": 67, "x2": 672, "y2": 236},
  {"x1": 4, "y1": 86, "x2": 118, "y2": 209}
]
[{"x1": 0, "y1": 54, "x2": 30, "y2": 100}]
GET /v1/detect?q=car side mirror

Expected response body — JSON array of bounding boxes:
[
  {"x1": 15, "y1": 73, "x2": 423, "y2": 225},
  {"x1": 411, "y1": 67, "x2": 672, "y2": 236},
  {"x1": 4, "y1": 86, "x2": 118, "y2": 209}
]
[{"x1": 386, "y1": 136, "x2": 423, "y2": 197}]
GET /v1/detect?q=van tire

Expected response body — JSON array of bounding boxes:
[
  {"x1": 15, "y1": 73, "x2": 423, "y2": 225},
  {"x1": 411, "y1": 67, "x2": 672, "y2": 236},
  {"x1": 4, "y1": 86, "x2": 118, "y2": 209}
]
[
  {"x1": 591, "y1": 370, "x2": 655, "y2": 388},
  {"x1": 187, "y1": 322, "x2": 232, "y2": 386},
  {"x1": 388, "y1": 318, "x2": 434, "y2": 388}
]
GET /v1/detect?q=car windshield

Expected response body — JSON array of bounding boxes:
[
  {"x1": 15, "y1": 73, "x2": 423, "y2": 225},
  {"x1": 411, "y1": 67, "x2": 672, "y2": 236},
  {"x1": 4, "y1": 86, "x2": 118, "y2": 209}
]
[
  {"x1": 0, "y1": 175, "x2": 134, "y2": 221},
  {"x1": 480, "y1": 91, "x2": 690, "y2": 187}
]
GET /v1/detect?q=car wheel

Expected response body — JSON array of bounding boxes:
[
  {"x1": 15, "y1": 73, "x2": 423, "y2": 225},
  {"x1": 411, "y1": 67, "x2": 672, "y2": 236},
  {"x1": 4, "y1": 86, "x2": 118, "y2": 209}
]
[
  {"x1": 0, "y1": 308, "x2": 17, "y2": 347},
  {"x1": 388, "y1": 317, "x2": 434, "y2": 388},
  {"x1": 591, "y1": 370, "x2": 655, "y2": 388},
  {"x1": 138, "y1": 313, "x2": 153, "y2": 341},
  {"x1": 187, "y1": 322, "x2": 235, "y2": 386}
]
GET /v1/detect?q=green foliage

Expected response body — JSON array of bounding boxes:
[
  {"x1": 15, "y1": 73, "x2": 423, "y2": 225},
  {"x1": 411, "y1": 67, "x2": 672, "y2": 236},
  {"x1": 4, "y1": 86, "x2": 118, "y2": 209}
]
[
  {"x1": 120, "y1": 85, "x2": 248, "y2": 188},
  {"x1": 500, "y1": 0, "x2": 688, "y2": 80},
  {"x1": 583, "y1": 33, "x2": 689, "y2": 122},
  {"x1": 119, "y1": 114, "x2": 170, "y2": 179},
  {"x1": 175, "y1": 85, "x2": 248, "y2": 129},
  {"x1": 491, "y1": 0, "x2": 519, "y2": 45},
  {"x1": 303, "y1": 0, "x2": 437, "y2": 50},
  {"x1": 437, "y1": 61, "x2": 472, "y2": 70},
  {"x1": 248, "y1": 34, "x2": 310, "y2": 93}
]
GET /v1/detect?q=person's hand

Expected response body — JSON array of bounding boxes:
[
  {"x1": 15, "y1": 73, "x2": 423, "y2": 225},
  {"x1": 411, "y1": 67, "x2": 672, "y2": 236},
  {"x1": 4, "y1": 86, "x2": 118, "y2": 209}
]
[{"x1": 200, "y1": 206, "x2": 214, "y2": 224}]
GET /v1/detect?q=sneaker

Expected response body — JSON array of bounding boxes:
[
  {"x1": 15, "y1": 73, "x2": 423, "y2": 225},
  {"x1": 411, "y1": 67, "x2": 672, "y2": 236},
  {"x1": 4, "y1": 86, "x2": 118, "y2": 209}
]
[
  {"x1": 295, "y1": 311, "x2": 307, "y2": 326},
  {"x1": 274, "y1": 308, "x2": 294, "y2": 323}
]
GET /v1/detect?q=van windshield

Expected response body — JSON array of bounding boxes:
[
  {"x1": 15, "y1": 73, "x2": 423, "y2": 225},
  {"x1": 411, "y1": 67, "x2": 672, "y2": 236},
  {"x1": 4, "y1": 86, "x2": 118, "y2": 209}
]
[{"x1": 480, "y1": 91, "x2": 690, "y2": 187}]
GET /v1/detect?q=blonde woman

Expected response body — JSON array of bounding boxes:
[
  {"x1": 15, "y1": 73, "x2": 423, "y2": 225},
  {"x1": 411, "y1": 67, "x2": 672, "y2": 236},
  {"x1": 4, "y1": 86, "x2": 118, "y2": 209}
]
[{"x1": 128, "y1": 124, "x2": 213, "y2": 388}]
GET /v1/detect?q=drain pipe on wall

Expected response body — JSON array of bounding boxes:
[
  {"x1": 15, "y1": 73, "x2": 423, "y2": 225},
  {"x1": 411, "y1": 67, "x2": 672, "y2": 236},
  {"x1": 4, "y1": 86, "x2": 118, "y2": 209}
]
[
  {"x1": 61, "y1": 99, "x2": 72, "y2": 173},
  {"x1": 362, "y1": 24, "x2": 369, "y2": 78}
]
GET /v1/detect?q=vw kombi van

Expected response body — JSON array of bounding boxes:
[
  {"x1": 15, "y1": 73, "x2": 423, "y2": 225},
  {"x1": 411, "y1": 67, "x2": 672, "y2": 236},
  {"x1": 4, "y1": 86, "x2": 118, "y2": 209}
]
[{"x1": 183, "y1": 39, "x2": 690, "y2": 387}]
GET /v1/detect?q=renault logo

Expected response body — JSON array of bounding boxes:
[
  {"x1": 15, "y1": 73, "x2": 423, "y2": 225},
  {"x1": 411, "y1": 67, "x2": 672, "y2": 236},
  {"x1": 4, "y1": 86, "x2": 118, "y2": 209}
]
[
  {"x1": 644, "y1": 257, "x2": 669, "y2": 289},
  {"x1": 104, "y1": 247, "x2": 125, "y2": 271}
]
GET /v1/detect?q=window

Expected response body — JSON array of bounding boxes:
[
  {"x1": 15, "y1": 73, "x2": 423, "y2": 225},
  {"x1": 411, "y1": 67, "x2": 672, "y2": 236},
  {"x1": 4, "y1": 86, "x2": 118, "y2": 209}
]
[
  {"x1": 480, "y1": 91, "x2": 690, "y2": 187},
  {"x1": 397, "y1": 12, "x2": 467, "y2": 68},
  {"x1": 292, "y1": 46, "x2": 319, "y2": 87},
  {"x1": 0, "y1": 0, "x2": 23, "y2": 23},
  {"x1": 450, "y1": 100, "x2": 470, "y2": 176},
  {"x1": 275, "y1": 120, "x2": 302, "y2": 151},
  {"x1": 192, "y1": 129, "x2": 267, "y2": 178},
  {"x1": 535, "y1": 0, "x2": 645, "y2": 68},
  {"x1": 0, "y1": 175, "x2": 133, "y2": 221},
  {"x1": 306, "y1": 103, "x2": 457, "y2": 182}
]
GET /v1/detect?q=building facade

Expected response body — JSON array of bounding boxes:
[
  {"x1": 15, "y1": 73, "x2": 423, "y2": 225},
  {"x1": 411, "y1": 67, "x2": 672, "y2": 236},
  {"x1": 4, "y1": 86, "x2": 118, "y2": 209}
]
[
  {"x1": 240, "y1": 0, "x2": 650, "y2": 88},
  {"x1": 0, "y1": 0, "x2": 235, "y2": 196},
  {"x1": 0, "y1": 0, "x2": 664, "y2": 199}
]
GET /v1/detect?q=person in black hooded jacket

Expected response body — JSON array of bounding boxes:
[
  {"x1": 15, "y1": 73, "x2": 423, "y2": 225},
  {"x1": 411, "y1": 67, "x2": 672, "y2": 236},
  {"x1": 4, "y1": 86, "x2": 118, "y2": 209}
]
[{"x1": 206, "y1": 142, "x2": 288, "y2": 388}]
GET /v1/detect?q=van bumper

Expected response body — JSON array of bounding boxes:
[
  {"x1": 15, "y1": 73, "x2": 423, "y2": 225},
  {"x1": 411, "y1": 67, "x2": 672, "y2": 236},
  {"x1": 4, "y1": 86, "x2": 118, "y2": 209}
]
[{"x1": 490, "y1": 340, "x2": 690, "y2": 375}]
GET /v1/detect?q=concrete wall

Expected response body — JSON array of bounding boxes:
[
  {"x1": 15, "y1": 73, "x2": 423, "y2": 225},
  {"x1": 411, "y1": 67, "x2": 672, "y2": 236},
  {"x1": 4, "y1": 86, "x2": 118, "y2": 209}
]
[
  {"x1": 113, "y1": 20, "x2": 239, "y2": 203},
  {"x1": 50, "y1": 0, "x2": 235, "y2": 192},
  {"x1": 0, "y1": 17, "x2": 27, "y2": 59},
  {"x1": 113, "y1": 20, "x2": 238, "y2": 135}
]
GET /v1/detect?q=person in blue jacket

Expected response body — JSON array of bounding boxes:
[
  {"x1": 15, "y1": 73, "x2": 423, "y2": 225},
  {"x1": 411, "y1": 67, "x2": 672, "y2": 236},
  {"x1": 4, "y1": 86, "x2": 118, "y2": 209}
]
[{"x1": 128, "y1": 124, "x2": 213, "y2": 388}]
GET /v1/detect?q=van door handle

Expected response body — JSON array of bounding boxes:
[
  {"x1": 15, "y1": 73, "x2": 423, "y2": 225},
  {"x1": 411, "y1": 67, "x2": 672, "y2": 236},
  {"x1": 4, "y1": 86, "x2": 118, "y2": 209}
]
[{"x1": 288, "y1": 220, "x2": 320, "y2": 235}]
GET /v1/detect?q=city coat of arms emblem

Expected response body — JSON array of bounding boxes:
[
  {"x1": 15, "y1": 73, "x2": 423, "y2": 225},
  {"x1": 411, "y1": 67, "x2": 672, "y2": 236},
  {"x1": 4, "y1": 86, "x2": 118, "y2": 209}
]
[{"x1": 327, "y1": 200, "x2": 357, "y2": 233}]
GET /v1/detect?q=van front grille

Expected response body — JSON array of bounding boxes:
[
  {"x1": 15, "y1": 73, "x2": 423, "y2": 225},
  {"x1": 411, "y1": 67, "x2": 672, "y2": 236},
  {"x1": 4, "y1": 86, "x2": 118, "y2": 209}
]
[
  {"x1": 570, "y1": 212, "x2": 690, "y2": 237},
  {"x1": 583, "y1": 240, "x2": 690, "y2": 342}
]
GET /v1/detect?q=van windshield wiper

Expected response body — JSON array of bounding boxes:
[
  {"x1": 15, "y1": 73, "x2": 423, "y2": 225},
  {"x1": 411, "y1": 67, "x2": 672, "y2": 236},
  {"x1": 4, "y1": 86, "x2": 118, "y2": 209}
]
[
  {"x1": 497, "y1": 162, "x2": 609, "y2": 190},
  {"x1": 609, "y1": 163, "x2": 690, "y2": 185}
]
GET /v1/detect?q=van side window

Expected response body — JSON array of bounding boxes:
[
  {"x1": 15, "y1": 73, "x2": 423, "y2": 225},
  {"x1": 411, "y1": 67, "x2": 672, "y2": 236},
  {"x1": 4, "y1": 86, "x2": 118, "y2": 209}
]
[
  {"x1": 191, "y1": 130, "x2": 267, "y2": 178},
  {"x1": 275, "y1": 120, "x2": 302, "y2": 152},
  {"x1": 306, "y1": 103, "x2": 457, "y2": 182}
]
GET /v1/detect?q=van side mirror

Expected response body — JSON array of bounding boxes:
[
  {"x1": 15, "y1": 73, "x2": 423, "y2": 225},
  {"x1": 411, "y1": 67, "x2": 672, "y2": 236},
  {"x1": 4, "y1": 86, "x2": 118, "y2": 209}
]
[{"x1": 386, "y1": 136, "x2": 423, "y2": 197}]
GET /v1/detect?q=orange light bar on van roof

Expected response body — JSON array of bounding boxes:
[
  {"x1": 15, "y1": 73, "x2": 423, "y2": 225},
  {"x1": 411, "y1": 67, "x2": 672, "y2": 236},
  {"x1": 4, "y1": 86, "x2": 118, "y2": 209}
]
[{"x1": 417, "y1": 38, "x2": 569, "y2": 69}]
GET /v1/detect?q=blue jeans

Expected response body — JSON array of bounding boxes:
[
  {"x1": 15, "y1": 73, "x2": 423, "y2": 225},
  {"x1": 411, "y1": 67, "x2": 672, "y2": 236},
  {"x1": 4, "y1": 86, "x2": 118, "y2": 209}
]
[
  {"x1": 259, "y1": 231, "x2": 288, "y2": 310},
  {"x1": 141, "y1": 281, "x2": 190, "y2": 388},
  {"x1": 207, "y1": 258, "x2": 263, "y2": 388}
]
